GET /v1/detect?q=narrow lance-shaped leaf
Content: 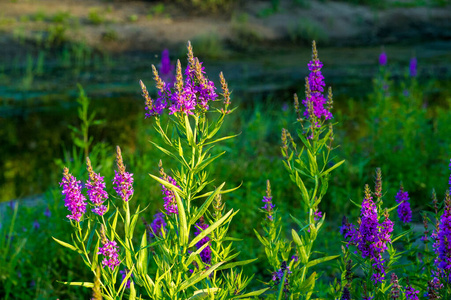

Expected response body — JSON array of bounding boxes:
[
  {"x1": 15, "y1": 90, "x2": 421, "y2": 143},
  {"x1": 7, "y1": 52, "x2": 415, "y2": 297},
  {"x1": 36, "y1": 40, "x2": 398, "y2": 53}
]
[
  {"x1": 190, "y1": 183, "x2": 225, "y2": 225},
  {"x1": 189, "y1": 209, "x2": 235, "y2": 248}
]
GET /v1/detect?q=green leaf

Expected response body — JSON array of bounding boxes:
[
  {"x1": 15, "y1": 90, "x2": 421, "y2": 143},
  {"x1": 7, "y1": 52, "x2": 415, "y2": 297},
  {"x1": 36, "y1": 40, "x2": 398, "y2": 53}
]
[
  {"x1": 216, "y1": 258, "x2": 258, "y2": 271},
  {"x1": 298, "y1": 271, "x2": 316, "y2": 290},
  {"x1": 323, "y1": 159, "x2": 345, "y2": 175},
  {"x1": 202, "y1": 133, "x2": 239, "y2": 146},
  {"x1": 253, "y1": 229, "x2": 268, "y2": 247},
  {"x1": 149, "y1": 174, "x2": 185, "y2": 198},
  {"x1": 189, "y1": 209, "x2": 235, "y2": 248},
  {"x1": 178, "y1": 261, "x2": 224, "y2": 291},
  {"x1": 305, "y1": 255, "x2": 339, "y2": 268},
  {"x1": 192, "y1": 183, "x2": 242, "y2": 200},
  {"x1": 194, "y1": 151, "x2": 226, "y2": 174},
  {"x1": 137, "y1": 231, "x2": 148, "y2": 275},
  {"x1": 187, "y1": 288, "x2": 220, "y2": 299},
  {"x1": 295, "y1": 172, "x2": 310, "y2": 204},
  {"x1": 185, "y1": 114, "x2": 195, "y2": 146},
  {"x1": 52, "y1": 237, "x2": 79, "y2": 253},
  {"x1": 110, "y1": 210, "x2": 119, "y2": 239},
  {"x1": 59, "y1": 281, "x2": 94, "y2": 288},
  {"x1": 190, "y1": 183, "x2": 225, "y2": 225},
  {"x1": 232, "y1": 287, "x2": 270, "y2": 299},
  {"x1": 150, "y1": 141, "x2": 186, "y2": 166}
]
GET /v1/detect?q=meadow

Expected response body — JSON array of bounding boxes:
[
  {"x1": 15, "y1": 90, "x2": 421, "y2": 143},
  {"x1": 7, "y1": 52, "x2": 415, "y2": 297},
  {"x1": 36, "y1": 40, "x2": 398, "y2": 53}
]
[{"x1": 1, "y1": 2, "x2": 451, "y2": 298}]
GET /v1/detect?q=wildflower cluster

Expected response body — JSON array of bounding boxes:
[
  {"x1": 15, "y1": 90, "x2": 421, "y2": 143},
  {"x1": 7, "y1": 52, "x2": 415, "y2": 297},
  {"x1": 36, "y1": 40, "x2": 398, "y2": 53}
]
[
  {"x1": 435, "y1": 191, "x2": 451, "y2": 282},
  {"x1": 112, "y1": 146, "x2": 134, "y2": 202},
  {"x1": 86, "y1": 157, "x2": 108, "y2": 216},
  {"x1": 271, "y1": 261, "x2": 291, "y2": 297},
  {"x1": 98, "y1": 240, "x2": 120, "y2": 271},
  {"x1": 261, "y1": 180, "x2": 275, "y2": 221},
  {"x1": 60, "y1": 167, "x2": 87, "y2": 222},
  {"x1": 301, "y1": 41, "x2": 332, "y2": 122},
  {"x1": 345, "y1": 185, "x2": 394, "y2": 284},
  {"x1": 158, "y1": 160, "x2": 179, "y2": 214},
  {"x1": 143, "y1": 42, "x2": 218, "y2": 117}
]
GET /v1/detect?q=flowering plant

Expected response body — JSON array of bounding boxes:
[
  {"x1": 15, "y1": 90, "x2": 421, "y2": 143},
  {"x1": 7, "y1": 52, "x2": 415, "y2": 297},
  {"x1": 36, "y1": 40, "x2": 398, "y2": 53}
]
[
  {"x1": 255, "y1": 41, "x2": 343, "y2": 299},
  {"x1": 53, "y1": 42, "x2": 268, "y2": 299}
]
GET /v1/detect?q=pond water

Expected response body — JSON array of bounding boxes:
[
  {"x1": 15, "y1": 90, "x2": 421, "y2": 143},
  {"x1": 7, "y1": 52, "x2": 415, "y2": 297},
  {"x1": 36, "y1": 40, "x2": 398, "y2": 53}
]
[{"x1": 1, "y1": 41, "x2": 450, "y2": 202}]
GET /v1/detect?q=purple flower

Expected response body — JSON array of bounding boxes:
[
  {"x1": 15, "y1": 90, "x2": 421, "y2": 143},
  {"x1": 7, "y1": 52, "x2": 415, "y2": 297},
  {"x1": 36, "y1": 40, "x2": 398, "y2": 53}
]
[
  {"x1": 113, "y1": 147, "x2": 134, "y2": 202},
  {"x1": 168, "y1": 61, "x2": 217, "y2": 115},
  {"x1": 44, "y1": 207, "x2": 51, "y2": 218},
  {"x1": 159, "y1": 49, "x2": 175, "y2": 87},
  {"x1": 261, "y1": 180, "x2": 275, "y2": 221},
  {"x1": 33, "y1": 220, "x2": 40, "y2": 230},
  {"x1": 302, "y1": 42, "x2": 333, "y2": 122},
  {"x1": 425, "y1": 277, "x2": 443, "y2": 299},
  {"x1": 143, "y1": 43, "x2": 218, "y2": 117},
  {"x1": 346, "y1": 185, "x2": 393, "y2": 284},
  {"x1": 113, "y1": 171, "x2": 134, "y2": 202},
  {"x1": 271, "y1": 261, "x2": 291, "y2": 296},
  {"x1": 194, "y1": 217, "x2": 211, "y2": 264},
  {"x1": 409, "y1": 57, "x2": 417, "y2": 77},
  {"x1": 98, "y1": 240, "x2": 120, "y2": 271},
  {"x1": 395, "y1": 185, "x2": 412, "y2": 224},
  {"x1": 405, "y1": 285, "x2": 419, "y2": 300},
  {"x1": 436, "y1": 191, "x2": 451, "y2": 281},
  {"x1": 149, "y1": 212, "x2": 167, "y2": 238},
  {"x1": 379, "y1": 51, "x2": 387, "y2": 66},
  {"x1": 86, "y1": 159, "x2": 109, "y2": 216},
  {"x1": 390, "y1": 273, "x2": 400, "y2": 299},
  {"x1": 120, "y1": 269, "x2": 132, "y2": 289},
  {"x1": 314, "y1": 209, "x2": 322, "y2": 221},
  {"x1": 161, "y1": 175, "x2": 179, "y2": 214},
  {"x1": 60, "y1": 167, "x2": 87, "y2": 222}
]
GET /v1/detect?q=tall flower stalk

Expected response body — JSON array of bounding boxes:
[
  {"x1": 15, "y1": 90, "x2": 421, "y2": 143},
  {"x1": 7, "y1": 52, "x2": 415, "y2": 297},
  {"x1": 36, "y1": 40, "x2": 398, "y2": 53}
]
[
  {"x1": 262, "y1": 40, "x2": 343, "y2": 299},
  {"x1": 137, "y1": 41, "x2": 268, "y2": 299}
]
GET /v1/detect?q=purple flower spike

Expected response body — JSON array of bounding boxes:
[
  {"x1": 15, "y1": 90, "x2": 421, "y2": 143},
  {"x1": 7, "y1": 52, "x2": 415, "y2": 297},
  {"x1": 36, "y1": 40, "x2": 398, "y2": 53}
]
[
  {"x1": 98, "y1": 240, "x2": 120, "y2": 271},
  {"x1": 409, "y1": 57, "x2": 417, "y2": 77},
  {"x1": 262, "y1": 180, "x2": 275, "y2": 221},
  {"x1": 302, "y1": 41, "x2": 333, "y2": 122},
  {"x1": 60, "y1": 167, "x2": 87, "y2": 222},
  {"x1": 113, "y1": 147, "x2": 134, "y2": 202},
  {"x1": 150, "y1": 212, "x2": 167, "y2": 238},
  {"x1": 395, "y1": 184, "x2": 412, "y2": 224},
  {"x1": 405, "y1": 285, "x2": 419, "y2": 300},
  {"x1": 436, "y1": 191, "x2": 451, "y2": 281},
  {"x1": 113, "y1": 171, "x2": 134, "y2": 202},
  {"x1": 86, "y1": 158, "x2": 109, "y2": 216},
  {"x1": 194, "y1": 217, "x2": 211, "y2": 264},
  {"x1": 44, "y1": 207, "x2": 51, "y2": 218},
  {"x1": 379, "y1": 51, "x2": 387, "y2": 66},
  {"x1": 162, "y1": 176, "x2": 179, "y2": 214},
  {"x1": 346, "y1": 185, "x2": 393, "y2": 284}
]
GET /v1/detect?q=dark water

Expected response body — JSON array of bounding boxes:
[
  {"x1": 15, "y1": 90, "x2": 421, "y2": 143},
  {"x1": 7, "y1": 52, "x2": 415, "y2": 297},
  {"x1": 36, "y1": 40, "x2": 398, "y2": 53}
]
[{"x1": 1, "y1": 41, "x2": 451, "y2": 202}]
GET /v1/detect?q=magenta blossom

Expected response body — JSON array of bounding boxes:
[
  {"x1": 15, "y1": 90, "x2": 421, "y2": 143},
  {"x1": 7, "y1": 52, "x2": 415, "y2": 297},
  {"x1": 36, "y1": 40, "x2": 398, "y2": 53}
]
[
  {"x1": 98, "y1": 240, "x2": 120, "y2": 271},
  {"x1": 60, "y1": 167, "x2": 87, "y2": 222},
  {"x1": 86, "y1": 160, "x2": 108, "y2": 216},
  {"x1": 302, "y1": 42, "x2": 332, "y2": 122}
]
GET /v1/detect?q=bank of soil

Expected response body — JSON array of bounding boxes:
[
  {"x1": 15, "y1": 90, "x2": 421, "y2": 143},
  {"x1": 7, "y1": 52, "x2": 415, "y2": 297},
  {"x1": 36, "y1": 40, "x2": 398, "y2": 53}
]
[{"x1": 0, "y1": 0, "x2": 450, "y2": 55}]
